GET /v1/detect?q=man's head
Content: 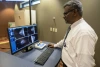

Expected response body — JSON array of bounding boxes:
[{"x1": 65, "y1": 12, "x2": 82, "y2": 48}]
[{"x1": 63, "y1": 0, "x2": 83, "y2": 24}]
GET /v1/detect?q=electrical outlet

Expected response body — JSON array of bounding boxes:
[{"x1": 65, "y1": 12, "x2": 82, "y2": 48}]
[
  {"x1": 53, "y1": 28, "x2": 55, "y2": 32},
  {"x1": 50, "y1": 27, "x2": 52, "y2": 31},
  {"x1": 55, "y1": 28, "x2": 57, "y2": 32}
]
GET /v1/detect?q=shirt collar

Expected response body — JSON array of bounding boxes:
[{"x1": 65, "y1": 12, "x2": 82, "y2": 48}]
[{"x1": 71, "y1": 18, "x2": 83, "y2": 29}]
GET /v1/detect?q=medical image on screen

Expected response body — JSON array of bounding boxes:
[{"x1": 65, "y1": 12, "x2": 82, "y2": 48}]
[
  {"x1": 8, "y1": 24, "x2": 38, "y2": 54},
  {"x1": 14, "y1": 28, "x2": 26, "y2": 39},
  {"x1": 16, "y1": 37, "x2": 29, "y2": 49},
  {"x1": 34, "y1": 26, "x2": 37, "y2": 34},
  {"x1": 34, "y1": 34, "x2": 38, "y2": 41},
  {"x1": 29, "y1": 34, "x2": 38, "y2": 43},
  {"x1": 24, "y1": 27, "x2": 28, "y2": 36},
  {"x1": 29, "y1": 35, "x2": 35, "y2": 43},
  {"x1": 28, "y1": 26, "x2": 35, "y2": 35}
]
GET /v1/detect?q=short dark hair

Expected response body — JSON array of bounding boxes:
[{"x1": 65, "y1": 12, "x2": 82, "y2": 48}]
[{"x1": 64, "y1": 0, "x2": 83, "y2": 16}]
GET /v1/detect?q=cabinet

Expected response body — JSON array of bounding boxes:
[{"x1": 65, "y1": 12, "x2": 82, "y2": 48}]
[{"x1": 14, "y1": 10, "x2": 36, "y2": 26}]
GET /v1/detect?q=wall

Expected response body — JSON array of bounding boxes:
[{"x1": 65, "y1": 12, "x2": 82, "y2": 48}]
[
  {"x1": 28, "y1": 0, "x2": 69, "y2": 43},
  {"x1": 0, "y1": 2, "x2": 15, "y2": 37}
]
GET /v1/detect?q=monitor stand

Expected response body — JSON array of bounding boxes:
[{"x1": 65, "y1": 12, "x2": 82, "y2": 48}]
[{"x1": 22, "y1": 46, "x2": 33, "y2": 52}]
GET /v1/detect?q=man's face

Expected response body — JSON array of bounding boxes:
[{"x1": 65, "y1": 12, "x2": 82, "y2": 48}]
[{"x1": 63, "y1": 6, "x2": 74, "y2": 24}]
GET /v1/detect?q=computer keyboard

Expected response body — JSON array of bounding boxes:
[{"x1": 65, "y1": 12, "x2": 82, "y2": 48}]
[{"x1": 34, "y1": 47, "x2": 54, "y2": 65}]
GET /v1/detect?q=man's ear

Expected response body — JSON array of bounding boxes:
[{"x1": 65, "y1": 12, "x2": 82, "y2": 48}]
[{"x1": 73, "y1": 9, "x2": 77, "y2": 16}]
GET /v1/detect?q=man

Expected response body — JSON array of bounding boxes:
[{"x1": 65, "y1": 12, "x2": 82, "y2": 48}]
[{"x1": 48, "y1": 0, "x2": 98, "y2": 67}]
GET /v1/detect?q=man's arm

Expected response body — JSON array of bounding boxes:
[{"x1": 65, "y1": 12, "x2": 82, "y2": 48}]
[
  {"x1": 54, "y1": 39, "x2": 64, "y2": 48},
  {"x1": 48, "y1": 39, "x2": 64, "y2": 48},
  {"x1": 74, "y1": 33, "x2": 97, "y2": 67}
]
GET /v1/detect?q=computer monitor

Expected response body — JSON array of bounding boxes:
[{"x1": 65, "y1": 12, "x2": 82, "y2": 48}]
[{"x1": 7, "y1": 24, "x2": 38, "y2": 54}]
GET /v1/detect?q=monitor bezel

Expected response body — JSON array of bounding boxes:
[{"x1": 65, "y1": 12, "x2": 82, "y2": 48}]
[{"x1": 7, "y1": 24, "x2": 39, "y2": 55}]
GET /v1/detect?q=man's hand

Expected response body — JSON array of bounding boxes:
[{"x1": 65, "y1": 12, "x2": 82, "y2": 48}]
[{"x1": 48, "y1": 43, "x2": 54, "y2": 48}]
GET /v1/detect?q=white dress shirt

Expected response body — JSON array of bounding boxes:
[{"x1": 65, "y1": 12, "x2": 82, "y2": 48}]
[{"x1": 54, "y1": 18, "x2": 98, "y2": 67}]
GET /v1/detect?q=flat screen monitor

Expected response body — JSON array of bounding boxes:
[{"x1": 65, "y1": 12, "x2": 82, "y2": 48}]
[{"x1": 7, "y1": 24, "x2": 38, "y2": 54}]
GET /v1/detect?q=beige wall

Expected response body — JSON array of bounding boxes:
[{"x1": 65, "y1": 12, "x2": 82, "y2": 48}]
[
  {"x1": 31, "y1": 0, "x2": 69, "y2": 43},
  {"x1": 24, "y1": 0, "x2": 100, "y2": 66}
]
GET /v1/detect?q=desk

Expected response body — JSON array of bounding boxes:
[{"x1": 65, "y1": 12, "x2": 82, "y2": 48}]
[
  {"x1": 0, "y1": 51, "x2": 35, "y2": 67},
  {"x1": 0, "y1": 41, "x2": 61, "y2": 67}
]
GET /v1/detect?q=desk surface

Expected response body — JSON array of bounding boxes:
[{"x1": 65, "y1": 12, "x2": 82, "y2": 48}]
[
  {"x1": 0, "y1": 41, "x2": 61, "y2": 67},
  {"x1": 0, "y1": 51, "x2": 35, "y2": 67}
]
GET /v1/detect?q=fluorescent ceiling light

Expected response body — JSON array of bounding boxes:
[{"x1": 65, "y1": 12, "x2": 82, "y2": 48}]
[
  {"x1": 20, "y1": 0, "x2": 40, "y2": 8},
  {"x1": 6, "y1": 0, "x2": 29, "y2": 1}
]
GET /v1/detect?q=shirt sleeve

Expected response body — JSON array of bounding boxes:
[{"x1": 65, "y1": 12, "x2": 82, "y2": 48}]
[
  {"x1": 54, "y1": 39, "x2": 64, "y2": 48},
  {"x1": 74, "y1": 33, "x2": 97, "y2": 67}
]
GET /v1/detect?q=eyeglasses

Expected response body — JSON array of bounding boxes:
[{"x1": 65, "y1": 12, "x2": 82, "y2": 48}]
[{"x1": 63, "y1": 9, "x2": 75, "y2": 16}]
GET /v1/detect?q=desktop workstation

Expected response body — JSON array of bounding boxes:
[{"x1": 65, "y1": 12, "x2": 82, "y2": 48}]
[{"x1": 0, "y1": 24, "x2": 61, "y2": 67}]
